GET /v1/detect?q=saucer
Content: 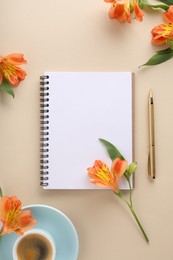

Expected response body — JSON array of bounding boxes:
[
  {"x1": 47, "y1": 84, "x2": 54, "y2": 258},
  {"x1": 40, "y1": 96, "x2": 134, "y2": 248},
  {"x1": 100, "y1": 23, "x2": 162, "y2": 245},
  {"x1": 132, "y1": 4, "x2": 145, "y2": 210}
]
[{"x1": 0, "y1": 204, "x2": 79, "y2": 260}]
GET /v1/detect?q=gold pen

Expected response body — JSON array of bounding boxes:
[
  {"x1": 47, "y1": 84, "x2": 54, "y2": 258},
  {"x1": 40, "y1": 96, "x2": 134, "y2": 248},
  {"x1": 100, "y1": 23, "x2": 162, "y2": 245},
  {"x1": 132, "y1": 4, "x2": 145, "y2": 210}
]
[{"x1": 148, "y1": 89, "x2": 155, "y2": 179}]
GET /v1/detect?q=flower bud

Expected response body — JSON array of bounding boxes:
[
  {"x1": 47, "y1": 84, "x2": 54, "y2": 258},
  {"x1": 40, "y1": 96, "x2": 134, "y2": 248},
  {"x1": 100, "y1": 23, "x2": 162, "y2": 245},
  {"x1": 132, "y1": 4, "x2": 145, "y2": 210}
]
[{"x1": 127, "y1": 162, "x2": 137, "y2": 175}]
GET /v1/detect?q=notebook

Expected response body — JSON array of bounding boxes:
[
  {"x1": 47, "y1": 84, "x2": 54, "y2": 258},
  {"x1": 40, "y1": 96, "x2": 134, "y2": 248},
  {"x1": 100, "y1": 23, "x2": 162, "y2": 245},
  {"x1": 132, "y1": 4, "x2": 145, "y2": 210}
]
[{"x1": 40, "y1": 72, "x2": 134, "y2": 189}]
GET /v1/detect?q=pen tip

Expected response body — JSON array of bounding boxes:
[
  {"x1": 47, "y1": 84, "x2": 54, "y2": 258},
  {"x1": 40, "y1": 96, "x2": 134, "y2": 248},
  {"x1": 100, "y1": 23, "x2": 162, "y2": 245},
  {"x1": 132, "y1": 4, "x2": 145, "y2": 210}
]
[
  {"x1": 149, "y1": 89, "x2": 153, "y2": 95},
  {"x1": 149, "y1": 89, "x2": 154, "y2": 103}
]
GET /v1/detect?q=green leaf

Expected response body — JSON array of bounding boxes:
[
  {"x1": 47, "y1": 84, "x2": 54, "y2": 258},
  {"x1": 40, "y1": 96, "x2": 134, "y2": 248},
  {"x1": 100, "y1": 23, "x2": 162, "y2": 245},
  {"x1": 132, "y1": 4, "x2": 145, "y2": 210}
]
[
  {"x1": 151, "y1": 4, "x2": 169, "y2": 10},
  {"x1": 99, "y1": 138, "x2": 125, "y2": 161},
  {"x1": 0, "y1": 187, "x2": 3, "y2": 197},
  {"x1": 0, "y1": 80, "x2": 15, "y2": 98},
  {"x1": 157, "y1": 47, "x2": 173, "y2": 53},
  {"x1": 140, "y1": 48, "x2": 173, "y2": 67},
  {"x1": 158, "y1": 0, "x2": 173, "y2": 5},
  {"x1": 141, "y1": 0, "x2": 169, "y2": 10}
]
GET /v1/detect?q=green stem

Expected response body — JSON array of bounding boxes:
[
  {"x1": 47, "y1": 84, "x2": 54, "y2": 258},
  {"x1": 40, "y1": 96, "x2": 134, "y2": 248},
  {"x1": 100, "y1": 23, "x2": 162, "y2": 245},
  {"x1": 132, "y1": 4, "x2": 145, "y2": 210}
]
[
  {"x1": 115, "y1": 191, "x2": 149, "y2": 243},
  {"x1": 128, "y1": 204, "x2": 149, "y2": 243},
  {"x1": 124, "y1": 172, "x2": 133, "y2": 207},
  {"x1": 127, "y1": 179, "x2": 133, "y2": 207},
  {"x1": 115, "y1": 191, "x2": 129, "y2": 206}
]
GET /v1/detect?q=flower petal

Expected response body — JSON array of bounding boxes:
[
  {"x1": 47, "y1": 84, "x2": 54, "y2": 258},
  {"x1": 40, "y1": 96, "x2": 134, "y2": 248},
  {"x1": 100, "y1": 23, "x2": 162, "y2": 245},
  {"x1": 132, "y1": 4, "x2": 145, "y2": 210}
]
[
  {"x1": 5, "y1": 53, "x2": 27, "y2": 65},
  {"x1": 15, "y1": 210, "x2": 36, "y2": 234},
  {"x1": 133, "y1": 0, "x2": 144, "y2": 22},
  {"x1": 163, "y1": 5, "x2": 173, "y2": 23},
  {"x1": 111, "y1": 158, "x2": 128, "y2": 178}
]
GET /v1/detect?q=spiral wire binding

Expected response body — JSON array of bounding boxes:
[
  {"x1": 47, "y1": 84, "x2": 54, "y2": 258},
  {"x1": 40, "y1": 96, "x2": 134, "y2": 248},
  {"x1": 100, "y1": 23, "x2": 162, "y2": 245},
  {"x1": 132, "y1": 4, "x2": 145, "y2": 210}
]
[{"x1": 40, "y1": 75, "x2": 49, "y2": 186}]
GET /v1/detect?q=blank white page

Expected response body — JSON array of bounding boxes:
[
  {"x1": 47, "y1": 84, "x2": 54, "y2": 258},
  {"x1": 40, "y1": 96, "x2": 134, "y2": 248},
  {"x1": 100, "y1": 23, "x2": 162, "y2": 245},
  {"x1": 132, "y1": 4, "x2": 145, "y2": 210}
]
[{"x1": 41, "y1": 72, "x2": 134, "y2": 189}]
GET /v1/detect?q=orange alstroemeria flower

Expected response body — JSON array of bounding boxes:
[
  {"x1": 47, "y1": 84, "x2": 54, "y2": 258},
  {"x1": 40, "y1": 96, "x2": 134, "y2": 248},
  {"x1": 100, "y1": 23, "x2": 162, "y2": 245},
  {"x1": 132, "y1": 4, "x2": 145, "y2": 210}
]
[
  {"x1": 151, "y1": 23, "x2": 173, "y2": 45},
  {"x1": 0, "y1": 196, "x2": 36, "y2": 236},
  {"x1": 151, "y1": 6, "x2": 173, "y2": 46},
  {"x1": 104, "y1": 0, "x2": 144, "y2": 23},
  {"x1": 0, "y1": 53, "x2": 27, "y2": 87},
  {"x1": 87, "y1": 158, "x2": 128, "y2": 191},
  {"x1": 108, "y1": 0, "x2": 131, "y2": 23}
]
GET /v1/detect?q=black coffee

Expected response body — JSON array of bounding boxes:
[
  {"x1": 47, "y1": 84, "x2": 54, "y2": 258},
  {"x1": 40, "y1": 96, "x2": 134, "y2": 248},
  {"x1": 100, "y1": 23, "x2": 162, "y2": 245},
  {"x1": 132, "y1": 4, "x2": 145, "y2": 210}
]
[{"x1": 16, "y1": 233, "x2": 53, "y2": 260}]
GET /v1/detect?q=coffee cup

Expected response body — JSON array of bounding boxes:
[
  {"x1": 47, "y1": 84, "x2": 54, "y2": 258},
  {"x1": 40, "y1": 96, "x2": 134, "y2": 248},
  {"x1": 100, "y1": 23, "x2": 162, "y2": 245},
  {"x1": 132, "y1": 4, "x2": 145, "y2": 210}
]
[{"x1": 13, "y1": 229, "x2": 56, "y2": 260}]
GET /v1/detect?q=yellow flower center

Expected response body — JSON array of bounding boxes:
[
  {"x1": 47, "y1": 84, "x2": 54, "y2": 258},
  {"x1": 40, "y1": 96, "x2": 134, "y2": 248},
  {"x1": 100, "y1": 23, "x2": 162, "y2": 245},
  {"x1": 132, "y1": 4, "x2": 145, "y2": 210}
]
[
  {"x1": 5, "y1": 199, "x2": 21, "y2": 226},
  {"x1": 96, "y1": 165, "x2": 113, "y2": 184},
  {"x1": 0, "y1": 60, "x2": 17, "y2": 79},
  {"x1": 162, "y1": 24, "x2": 173, "y2": 37}
]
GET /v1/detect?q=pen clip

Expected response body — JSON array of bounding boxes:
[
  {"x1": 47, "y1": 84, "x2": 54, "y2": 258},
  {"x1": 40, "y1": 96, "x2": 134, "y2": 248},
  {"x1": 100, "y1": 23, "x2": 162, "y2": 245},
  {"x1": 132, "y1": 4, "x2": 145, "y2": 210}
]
[
  {"x1": 148, "y1": 153, "x2": 151, "y2": 177},
  {"x1": 148, "y1": 147, "x2": 155, "y2": 179}
]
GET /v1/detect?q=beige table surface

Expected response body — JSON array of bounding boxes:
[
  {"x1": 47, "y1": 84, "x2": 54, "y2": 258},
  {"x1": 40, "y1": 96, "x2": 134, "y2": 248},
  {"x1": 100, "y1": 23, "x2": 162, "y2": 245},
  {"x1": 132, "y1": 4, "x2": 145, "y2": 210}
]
[{"x1": 1, "y1": 1, "x2": 173, "y2": 259}]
